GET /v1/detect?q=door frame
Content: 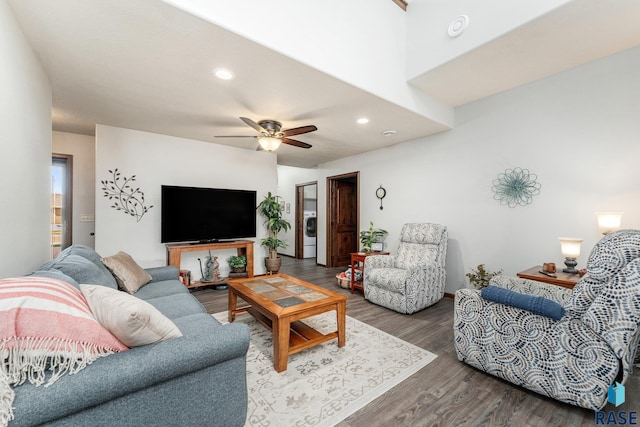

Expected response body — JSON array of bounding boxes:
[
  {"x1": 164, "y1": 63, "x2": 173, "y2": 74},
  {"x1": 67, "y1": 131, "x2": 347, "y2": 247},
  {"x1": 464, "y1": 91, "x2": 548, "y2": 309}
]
[
  {"x1": 52, "y1": 153, "x2": 73, "y2": 253},
  {"x1": 294, "y1": 181, "x2": 317, "y2": 259},
  {"x1": 326, "y1": 171, "x2": 359, "y2": 268}
]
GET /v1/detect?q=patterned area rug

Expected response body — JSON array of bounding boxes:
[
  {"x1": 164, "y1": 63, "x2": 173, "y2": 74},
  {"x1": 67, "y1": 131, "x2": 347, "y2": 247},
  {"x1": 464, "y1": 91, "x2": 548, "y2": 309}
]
[{"x1": 213, "y1": 311, "x2": 437, "y2": 427}]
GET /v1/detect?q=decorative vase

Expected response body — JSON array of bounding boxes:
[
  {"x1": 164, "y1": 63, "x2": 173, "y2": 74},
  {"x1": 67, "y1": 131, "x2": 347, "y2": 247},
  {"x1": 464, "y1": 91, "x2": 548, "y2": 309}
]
[{"x1": 265, "y1": 257, "x2": 282, "y2": 273}]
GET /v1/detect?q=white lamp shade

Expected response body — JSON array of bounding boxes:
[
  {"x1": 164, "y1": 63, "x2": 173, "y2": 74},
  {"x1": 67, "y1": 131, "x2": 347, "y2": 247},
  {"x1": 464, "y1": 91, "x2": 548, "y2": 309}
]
[
  {"x1": 258, "y1": 136, "x2": 281, "y2": 151},
  {"x1": 559, "y1": 237, "x2": 583, "y2": 258},
  {"x1": 596, "y1": 212, "x2": 623, "y2": 234}
]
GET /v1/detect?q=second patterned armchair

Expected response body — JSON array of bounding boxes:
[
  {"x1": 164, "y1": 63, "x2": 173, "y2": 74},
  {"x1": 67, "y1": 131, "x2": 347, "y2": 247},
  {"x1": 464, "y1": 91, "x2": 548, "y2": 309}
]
[{"x1": 363, "y1": 223, "x2": 448, "y2": 314}]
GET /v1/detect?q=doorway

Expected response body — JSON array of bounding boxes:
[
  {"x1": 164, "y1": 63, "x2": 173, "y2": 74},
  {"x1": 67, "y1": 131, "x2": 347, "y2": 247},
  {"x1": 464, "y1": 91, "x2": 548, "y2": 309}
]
[
  {"x1": 295, "y1": 182, "x2": 317, "y2": 260},
  {"x1": 51, "y1": 154, "x2": 73, "y2": 258},
  {"x1": 326, "y1": 172, "x2": 359, "y2": 267}
]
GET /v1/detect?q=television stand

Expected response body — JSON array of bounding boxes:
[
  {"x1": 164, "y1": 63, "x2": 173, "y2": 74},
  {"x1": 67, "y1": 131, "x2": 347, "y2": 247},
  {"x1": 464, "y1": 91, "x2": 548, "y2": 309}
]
[{"x1": 166, "y1": 240, "x2": 254, "y2": 289}]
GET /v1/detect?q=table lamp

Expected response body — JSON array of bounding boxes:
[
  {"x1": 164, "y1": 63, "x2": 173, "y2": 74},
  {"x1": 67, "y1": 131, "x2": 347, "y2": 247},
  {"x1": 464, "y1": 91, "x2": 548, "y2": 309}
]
[
  {"x1": 596, "y1": 212, "x2": 623, "y2": 235},
  {"x1": 559, "y1": 237, "x2": 583, "y2": 274}
]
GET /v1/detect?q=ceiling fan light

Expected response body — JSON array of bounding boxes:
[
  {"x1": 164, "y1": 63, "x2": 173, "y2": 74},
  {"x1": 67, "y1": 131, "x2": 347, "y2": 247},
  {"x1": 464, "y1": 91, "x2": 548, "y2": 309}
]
[{"x1": 258, "y1": 136, "x2": 281, "y2": 151}]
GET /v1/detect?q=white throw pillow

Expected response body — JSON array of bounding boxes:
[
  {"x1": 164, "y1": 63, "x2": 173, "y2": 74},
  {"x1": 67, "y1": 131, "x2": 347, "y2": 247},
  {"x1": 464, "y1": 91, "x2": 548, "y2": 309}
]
[
  {"x1": 80, "y1": 284, "x2": 182, "y2": 347},
  {"x1": 101, "y1": 251, "x2": 152, "y2": 294}
]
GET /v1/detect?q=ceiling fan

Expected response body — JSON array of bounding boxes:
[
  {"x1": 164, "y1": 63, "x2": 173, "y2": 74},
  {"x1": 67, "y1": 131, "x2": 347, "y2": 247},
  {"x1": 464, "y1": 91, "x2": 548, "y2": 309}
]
[{"x1": 215, "y1": 117, "x2": 317, "y2": 151}]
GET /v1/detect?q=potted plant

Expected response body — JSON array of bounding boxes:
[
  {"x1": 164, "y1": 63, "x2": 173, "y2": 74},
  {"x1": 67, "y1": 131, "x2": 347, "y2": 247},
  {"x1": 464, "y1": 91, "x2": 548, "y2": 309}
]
[
  {"x1": 466, "y1": 264, "x2": 502, "y2": 289},
  {"x1": 257, "y1": 192, "x2": 291, "y2": 273},
  {"x1": 359, "y1": 221, "x2": 388, "y2": 252},
  {"x1": 227, "y1": 255, "x2": 247, "y2": 273}
]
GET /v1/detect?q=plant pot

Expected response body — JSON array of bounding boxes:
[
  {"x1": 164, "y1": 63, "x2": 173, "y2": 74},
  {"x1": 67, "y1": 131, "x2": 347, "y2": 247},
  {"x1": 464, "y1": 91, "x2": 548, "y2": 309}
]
[
  {"x1": 231, "y1": 266, "x2": 246, "y2": 274},
  {"x1": 265, "y1": 257, "x2": 282, "y2": 273}
]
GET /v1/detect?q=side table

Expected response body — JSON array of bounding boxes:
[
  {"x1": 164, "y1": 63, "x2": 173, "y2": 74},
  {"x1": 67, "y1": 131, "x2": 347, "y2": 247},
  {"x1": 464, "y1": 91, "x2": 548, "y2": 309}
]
[
  {"x1": 350, "y1": 252, "x2": 389, "y2": 294},
  {"x1": 516, "y1": 265, "x2": 580, "y2": 290}
]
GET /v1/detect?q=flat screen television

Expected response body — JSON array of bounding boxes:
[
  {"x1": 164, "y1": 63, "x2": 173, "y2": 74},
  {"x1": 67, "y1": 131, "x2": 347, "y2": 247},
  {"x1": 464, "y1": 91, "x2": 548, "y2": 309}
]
[{"x1": 161, "y1": 185, "x2": 257, "y2": 243}]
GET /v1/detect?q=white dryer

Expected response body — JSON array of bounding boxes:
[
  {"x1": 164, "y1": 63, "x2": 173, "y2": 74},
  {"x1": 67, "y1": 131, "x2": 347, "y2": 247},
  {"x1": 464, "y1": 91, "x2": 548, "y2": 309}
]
[{"x1": 303, "y1": 211, "x2": 317, "y2": 258}]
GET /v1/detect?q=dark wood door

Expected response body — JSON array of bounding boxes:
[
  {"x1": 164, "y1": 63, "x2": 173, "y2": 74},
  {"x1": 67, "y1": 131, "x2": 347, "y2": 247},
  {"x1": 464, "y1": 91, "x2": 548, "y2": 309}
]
[{"x1": 329, "y1": 178, "x2": 358, "y2": 267}]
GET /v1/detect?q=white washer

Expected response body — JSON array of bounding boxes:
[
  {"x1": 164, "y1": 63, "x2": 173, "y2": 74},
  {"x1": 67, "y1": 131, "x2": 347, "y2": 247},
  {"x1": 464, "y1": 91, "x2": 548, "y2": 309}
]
[{"x1": 303, "y1": 211, "x2": 317, "y2": 258}]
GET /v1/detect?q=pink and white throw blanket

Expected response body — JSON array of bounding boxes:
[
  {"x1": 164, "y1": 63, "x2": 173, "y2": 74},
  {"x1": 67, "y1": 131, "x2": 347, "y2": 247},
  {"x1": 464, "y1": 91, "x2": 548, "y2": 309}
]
[{"x1": 0, "y1": 277, "x2": 128, "y2": 425}]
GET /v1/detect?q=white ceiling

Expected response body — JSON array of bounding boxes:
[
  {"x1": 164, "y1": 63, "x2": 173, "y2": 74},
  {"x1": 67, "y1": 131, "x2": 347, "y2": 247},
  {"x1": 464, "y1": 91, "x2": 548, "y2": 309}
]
[{"x1": 7, "y1": 0, "x2": 640, "y2": 168}]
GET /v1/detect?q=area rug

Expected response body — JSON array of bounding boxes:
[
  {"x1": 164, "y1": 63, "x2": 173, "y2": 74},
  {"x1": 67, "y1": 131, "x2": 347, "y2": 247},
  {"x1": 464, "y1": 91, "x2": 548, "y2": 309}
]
[{"x1": 213, "y1": 311, "x2": 437, "y2": 427}]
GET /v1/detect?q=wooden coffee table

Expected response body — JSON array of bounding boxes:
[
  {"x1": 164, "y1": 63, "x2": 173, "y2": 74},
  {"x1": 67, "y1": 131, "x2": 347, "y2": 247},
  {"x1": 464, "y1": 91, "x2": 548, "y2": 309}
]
[{"x1": 228, "y1": 273, "x2": 347, "y2": 372}]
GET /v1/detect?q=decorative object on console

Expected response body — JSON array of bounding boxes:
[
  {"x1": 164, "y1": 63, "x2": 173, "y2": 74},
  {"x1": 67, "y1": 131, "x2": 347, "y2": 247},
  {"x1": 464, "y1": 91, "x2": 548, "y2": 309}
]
[
  {"x1": 596, "y1": 212, "x2": 623, "y2": 235},
  {"x1": 376, "y1": 185, "x2": 386, "y2": 210},
  {"x1": 491, "y1": 167, "x2": 541, "y2": 208},
  {"x1": 359, "y1": 221, "x2": 388, "y2": 252},
  {"x1": 227, "y1": 255, "x2": 247, "y2": 273},
  {"x1": 542, "y1": 262, "x2": 556, "y2": 273},
  {"x1": 466, "y1": 263, "x2": 503, "y2": 289},
  {"x1": 559, "y1": 237, "x2": 583, "y2": 274},
  {"x1": 101, "y1": 168, "x2": 153, "y2": 222},
  {"x1": 198, "y1": 251, "x2": 220, "y2": 282},
  {"x1": 257, "y1": 192, "x2": 291, "y2": 273}
]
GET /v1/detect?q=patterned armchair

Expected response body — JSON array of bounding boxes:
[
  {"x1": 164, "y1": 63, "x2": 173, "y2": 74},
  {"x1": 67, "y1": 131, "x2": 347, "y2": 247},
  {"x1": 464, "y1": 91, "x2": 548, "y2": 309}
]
[
  {"x1": 454, "y1": 229, "x2": 640, "y2": 410},
  {"x1": 363, "y1": 223, "x2": 447, "y2": 314}
]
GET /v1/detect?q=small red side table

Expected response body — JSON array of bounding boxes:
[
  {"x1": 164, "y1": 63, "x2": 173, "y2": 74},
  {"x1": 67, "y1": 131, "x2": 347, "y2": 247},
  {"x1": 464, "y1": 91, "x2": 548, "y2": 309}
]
[{"x1": 350, "y1": 252, "x2": 389, "y2": 294}]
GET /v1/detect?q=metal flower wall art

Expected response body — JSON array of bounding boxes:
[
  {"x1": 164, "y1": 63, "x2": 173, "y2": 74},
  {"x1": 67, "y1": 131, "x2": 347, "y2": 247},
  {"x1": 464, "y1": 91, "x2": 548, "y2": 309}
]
[
  {"x1": 492, "y1": 167, "x2": 541, "y2": 208},
  {"x1": 101, "y1": 168, "x2": 153, "y2": 222}
]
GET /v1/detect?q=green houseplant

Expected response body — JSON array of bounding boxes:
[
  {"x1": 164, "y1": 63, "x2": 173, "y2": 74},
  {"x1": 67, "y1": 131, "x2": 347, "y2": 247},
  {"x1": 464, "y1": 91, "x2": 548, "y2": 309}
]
[
  {"x1": 257, "y1": 192, "x2": 291, "y2": 273},
  {"x1": 227, "y1": 255, "x2": 247, "y2": 273},
  {"x1": 466, "y1": 264, "x2": 502, "y2": 289},
  {"x1": 359, "y1": 221, "x2": 388, "y2": 252}
]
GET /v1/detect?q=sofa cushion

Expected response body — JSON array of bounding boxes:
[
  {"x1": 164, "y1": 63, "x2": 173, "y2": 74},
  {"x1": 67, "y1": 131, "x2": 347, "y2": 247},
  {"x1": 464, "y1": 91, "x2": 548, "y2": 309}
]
[
  {"x1": 80, "y1": 285, "x2": 182, "y2": 348},
  {"x1": 564, "y1": 229, "x2": 640, "y2": 317},
  {"x1": 101, "y1": 252, "x2": 152, "y2": 294},
  {"x1": 368, "y1": 268, "x2": 408, "y2": 293},
  {"x1": 40, "y1": 254, "x2": 118, "y2": 289},
  {"x1": 39, "y1": 245, "x2": 118, "y2": 289},
  {"x1": 143, "y1": 293, "x2": 208, "y2": 320},
  {"x1": 29, "y1": 269, "x2": 80, "y2": 288},
  {"x1": 133, "y1": 279, "x2": 190, "y2": 301}
]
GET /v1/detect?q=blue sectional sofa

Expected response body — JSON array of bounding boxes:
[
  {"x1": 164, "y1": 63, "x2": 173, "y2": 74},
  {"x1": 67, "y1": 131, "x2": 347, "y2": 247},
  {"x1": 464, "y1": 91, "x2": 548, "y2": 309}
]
[{"x1": 10, "y1": 245, "x2": 250, "y2": 427}]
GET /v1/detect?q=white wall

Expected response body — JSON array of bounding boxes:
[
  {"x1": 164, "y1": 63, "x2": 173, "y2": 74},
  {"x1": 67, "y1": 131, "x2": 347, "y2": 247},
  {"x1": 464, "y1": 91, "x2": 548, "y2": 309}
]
[
  {"x1": 279, "y1": 45, "x2": 640, "y2": 293},
  {"x1": 52, "y1": 131, "x2": 96, "y2": 248},
  {"x1": 406, "y1": 0, "x2": 571, "y2": 79},
  {"x1": 0, "y1": 0, "x2": 52, "y2": 276},
  {"x1": 95, "y1": 125, "x2": 277, "y2": 277},
  {"x1": 162, "y1": 0, "x2": 453, "y2": 128}
]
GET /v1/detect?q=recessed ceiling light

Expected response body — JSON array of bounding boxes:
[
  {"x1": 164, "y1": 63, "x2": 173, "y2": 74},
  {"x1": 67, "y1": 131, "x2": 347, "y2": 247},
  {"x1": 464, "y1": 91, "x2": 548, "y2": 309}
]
[
  {"x1": 213, "y1": 68, "x2": 235, "y2": 80},
  {"x1": 382, "y1": 130, "x2": 396, "y2": 136},
  {"x1": 357, "y1": 118, "x2": 369, "y2": 124}
]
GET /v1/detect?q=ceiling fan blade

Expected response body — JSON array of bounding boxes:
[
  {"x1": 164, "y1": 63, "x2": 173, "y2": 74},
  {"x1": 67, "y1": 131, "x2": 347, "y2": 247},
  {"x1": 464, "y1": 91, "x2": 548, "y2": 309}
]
[
  {"x1": 214, "y1": 135, "x2": 257, "y2": 138},
  {"x1": 281, "y1": 137, "x2": 312, "y2": 149},
  {"x1": 281, "y1": 125, "x2": 317, "y2": 137},
  {"x1": 240, "y1": 117, "x2": 266, "y2": 133}
]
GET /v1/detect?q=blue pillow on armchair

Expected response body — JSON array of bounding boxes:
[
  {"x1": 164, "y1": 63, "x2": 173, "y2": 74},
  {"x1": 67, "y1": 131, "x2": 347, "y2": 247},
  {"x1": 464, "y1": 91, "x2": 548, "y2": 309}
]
[{"x1": 481, "y1": 285, "x2": 566, "y2": 320}]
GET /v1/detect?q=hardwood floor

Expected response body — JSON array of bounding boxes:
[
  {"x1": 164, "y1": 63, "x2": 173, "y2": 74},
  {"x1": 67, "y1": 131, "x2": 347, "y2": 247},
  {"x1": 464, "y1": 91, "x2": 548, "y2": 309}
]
[{"x1": 191, "y1": 256, "x2": 639, "y2": 427}]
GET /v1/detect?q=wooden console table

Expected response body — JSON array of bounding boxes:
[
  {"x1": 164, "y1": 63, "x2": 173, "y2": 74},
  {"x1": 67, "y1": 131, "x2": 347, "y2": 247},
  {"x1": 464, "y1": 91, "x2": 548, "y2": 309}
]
[
  {"x1": 516, "y1": 265, "x2": 579, "y2": 290},
  {"x1": 166, "y1": 240, "x2": 254, "y2": 289}
]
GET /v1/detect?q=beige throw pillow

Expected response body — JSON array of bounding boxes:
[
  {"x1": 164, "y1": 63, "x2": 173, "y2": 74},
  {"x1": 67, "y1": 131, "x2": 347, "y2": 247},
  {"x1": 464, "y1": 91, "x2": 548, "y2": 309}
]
[
  {"x1": 79, "y1": 284, "x2": 182, "y2": 347},
  {"x1": 102, "y1": 251, "x2": 152, "y2": 294}
]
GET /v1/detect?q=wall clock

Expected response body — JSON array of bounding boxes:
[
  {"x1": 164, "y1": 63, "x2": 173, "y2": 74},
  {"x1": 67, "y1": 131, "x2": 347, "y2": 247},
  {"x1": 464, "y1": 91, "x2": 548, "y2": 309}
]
[{"x1": 376, "y1": 186, "x2": 386, "y2": 210}]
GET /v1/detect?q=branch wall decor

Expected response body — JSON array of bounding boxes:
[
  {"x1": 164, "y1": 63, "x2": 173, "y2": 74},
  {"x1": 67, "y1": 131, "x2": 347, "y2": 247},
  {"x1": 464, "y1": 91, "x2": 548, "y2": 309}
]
[
  {"x1": 101, "y1": 168, "x2": 153, "y2": 222},
  {"x1": 492, "y1": 167, "x2": 541, "y2": 208}
]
